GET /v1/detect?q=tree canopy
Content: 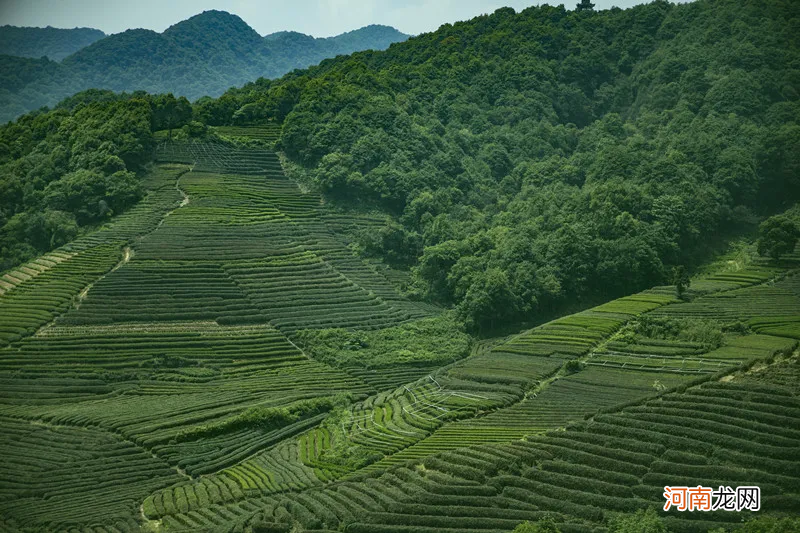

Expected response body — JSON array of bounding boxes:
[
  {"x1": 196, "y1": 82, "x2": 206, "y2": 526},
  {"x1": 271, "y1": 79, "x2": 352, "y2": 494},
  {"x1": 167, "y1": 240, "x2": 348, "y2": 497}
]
[
  {"x1": 203, "y1": 0, "x2": 799, "y2": 332},
  {"x1": 0, "y1": 91, "x2": 192, "y2": 270},
  {"x1": 758, "y1": 214, "x2": 800, "y2": 260}
]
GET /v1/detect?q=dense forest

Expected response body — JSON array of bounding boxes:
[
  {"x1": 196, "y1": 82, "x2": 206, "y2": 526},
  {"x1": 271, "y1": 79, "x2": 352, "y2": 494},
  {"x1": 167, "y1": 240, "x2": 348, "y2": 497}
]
[
  {"x1": 0, "y1": 25, "x2": 105, "y2": 61},
  {"x1": 198, "y1": 0, "x2": 800, "y2": 331},
  {"x1": 0, "y1": 91, "x2": 193, "y2": 270},
  {"x1": 0, "y1": 12, "x2": 408, "y2": 122}
]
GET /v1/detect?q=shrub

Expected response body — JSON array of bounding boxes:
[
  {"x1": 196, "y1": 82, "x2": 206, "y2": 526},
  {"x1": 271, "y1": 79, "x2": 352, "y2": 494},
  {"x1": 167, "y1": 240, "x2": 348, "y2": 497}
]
[
  {"x1": 757, "y1": 215, "x2": 800, "y2": 260},
  {"x1": 607, "y1": 508, "x2": 665, "y2": 533},
  {"x1": 513, "y1": 515, "x2": 562, "y2": 533},
  {"x1": 740, "y1": 516, "x2": 800, "y2": 533},
  {"x1": 565, "y1": 360, "x2": 585, "y2": 374},
  {"x1": 173, "y1": 394, "x2": 349, "y2": 442},
  {"x1": 295, "y1": 313, "x2": 471, "y2": 368}
]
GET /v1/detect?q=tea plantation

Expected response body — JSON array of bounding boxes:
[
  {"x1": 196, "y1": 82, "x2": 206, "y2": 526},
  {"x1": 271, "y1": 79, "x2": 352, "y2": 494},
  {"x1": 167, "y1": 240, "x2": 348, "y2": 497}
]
[{"x1": 1, "y1": 136, "x2": 798, "y2": 532}]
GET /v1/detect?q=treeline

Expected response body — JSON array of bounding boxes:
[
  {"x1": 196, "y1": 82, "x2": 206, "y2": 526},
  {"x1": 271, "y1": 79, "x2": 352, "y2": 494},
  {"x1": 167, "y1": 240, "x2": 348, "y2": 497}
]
[
  {"x1": 0, "y1": 90, "x2": 193, "y2": 270},
  {"x1": 203, "y1": 0, "x2": 800, "y2": 331}
]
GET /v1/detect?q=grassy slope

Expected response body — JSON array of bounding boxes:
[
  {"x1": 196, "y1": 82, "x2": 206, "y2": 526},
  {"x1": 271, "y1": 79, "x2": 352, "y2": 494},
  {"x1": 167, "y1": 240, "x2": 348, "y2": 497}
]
[{"x1": 1, "y1": 136, "x2": 798, "y2": 532}]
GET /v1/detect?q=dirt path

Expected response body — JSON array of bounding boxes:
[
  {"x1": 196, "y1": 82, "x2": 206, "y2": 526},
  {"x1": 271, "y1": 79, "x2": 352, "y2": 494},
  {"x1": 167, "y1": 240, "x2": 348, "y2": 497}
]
[
  {"x1": 77, "y1": 246, "x2": 132, "y2": 303},
  {"x1": 30, "y1": 245, "x2": 133, "y2": 337},
  {"x1": 285, "y1": 335, "x2": 312, "y2": 360},
  {"x1": 155, "y1": 169, "x2": 191, "y2": 231},
  {"x1": 177, "y1": 169, "x2": 190, "y2": 207},
  {"x1": 32, "y1": 169, "x2": 191, "y2": 337},
  {"x1": 75, "y1": 168, "x2": 192, "y2": 308},
  {"x1": 139, "y1": 504, "x2": 162, "y2": 531}
]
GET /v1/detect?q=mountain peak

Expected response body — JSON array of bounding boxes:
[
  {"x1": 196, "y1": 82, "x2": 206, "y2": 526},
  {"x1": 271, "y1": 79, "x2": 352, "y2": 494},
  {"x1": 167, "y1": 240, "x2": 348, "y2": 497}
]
[
  {"x1": 163, "y1": 10, "x2": 262, "y2": 45},
  {"x1": 264, "y1": 30, "x2": 308, "y2": 41},
  {"x1": 169, "y1": 9, "x2": 247, "y2": 27},
  {"x1": 326, "y1": 24, "x2": 410, "y2": 51}
]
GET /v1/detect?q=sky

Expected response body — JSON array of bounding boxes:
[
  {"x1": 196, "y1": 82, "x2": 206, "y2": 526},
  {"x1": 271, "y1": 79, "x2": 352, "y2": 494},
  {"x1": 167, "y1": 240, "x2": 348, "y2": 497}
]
[{"x1": 0, "y1": 0, "x2": 692, "y2": 37}]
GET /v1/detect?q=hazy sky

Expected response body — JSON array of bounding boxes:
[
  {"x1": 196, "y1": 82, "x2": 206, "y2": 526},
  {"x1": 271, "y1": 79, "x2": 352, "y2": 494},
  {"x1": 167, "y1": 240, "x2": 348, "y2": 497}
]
[{"x1": 0, "y1": 1, "x2": 692, "y2": 37}]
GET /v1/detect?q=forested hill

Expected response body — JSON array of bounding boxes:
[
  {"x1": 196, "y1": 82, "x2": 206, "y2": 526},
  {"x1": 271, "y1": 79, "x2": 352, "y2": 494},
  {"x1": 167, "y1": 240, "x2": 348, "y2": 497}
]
[
  {"x1": 0, "y1": 11, "x2": 409, "y2": 122},
  {"x1": 204, "y1": 0, "x2": 800, "y2": 331},
  {"x1": 0, "y1": 91, "x2": 196, "y2": 271},
  {"x1": 0, "y1": 25, "x2": 105, "y2": 61},
  {"x1": 265, "y1": 24, "x2": 408, "y2": 56}
]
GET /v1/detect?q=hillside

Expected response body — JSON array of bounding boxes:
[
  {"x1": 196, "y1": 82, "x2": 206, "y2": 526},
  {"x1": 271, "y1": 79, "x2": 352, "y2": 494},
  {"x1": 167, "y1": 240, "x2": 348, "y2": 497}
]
[
  {"x1": 0, "y1": 132, "x2": 799, "y2": 532},
  {"x1": 208, "y1": 0, "x2": 800, "y2": 333},
  {"x1": 0, "y1": 131, "x2": 798, "y2": 532},
  {"x1": 0, "y1": 25, "x2": 105, "y2": 61},
  {"x1": 0, "y1": 0, "x2": 800, "y2": 531},
  {"x1": 0, "y1": 11, "x2": 409, "y2": 122}
]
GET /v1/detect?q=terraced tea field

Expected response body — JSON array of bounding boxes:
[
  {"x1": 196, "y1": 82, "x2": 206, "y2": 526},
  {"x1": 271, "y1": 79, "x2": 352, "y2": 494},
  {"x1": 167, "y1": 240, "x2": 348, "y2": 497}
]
[
  {"x1": 212, "y1": 125, "x2": 282, "y2": 144},
  {"x1": 260, "y1": 358, "x2": 800, "y2": 533},
  {"x1": 1, "y1": 135, "x2": 798, "y2": 532},
  {"x1": 0, "y1": 138, "x2": 432, "y2": 532}
]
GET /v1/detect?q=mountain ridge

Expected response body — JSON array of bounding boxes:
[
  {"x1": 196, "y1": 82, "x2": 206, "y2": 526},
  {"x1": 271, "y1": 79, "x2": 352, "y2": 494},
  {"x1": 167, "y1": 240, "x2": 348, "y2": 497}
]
[
  {"x1": 0, "y1": 25, "x2": 106, "y2": 61},
  {"x1": 0, "y1": 11, "x2": 409, "y2": 122}
]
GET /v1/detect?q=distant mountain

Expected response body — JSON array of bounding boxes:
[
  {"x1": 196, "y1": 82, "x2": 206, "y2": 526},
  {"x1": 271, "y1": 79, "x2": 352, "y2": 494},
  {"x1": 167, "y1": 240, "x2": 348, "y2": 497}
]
[
  {"x1": 0, "y1": 25, "x2": 105, "y2": 61},
  {"x1": 322, "y1": 24, "x2": 409, "y2": 53},
  {"x1": 0, "y1": 11, "x2": 409, "y2": 122}
]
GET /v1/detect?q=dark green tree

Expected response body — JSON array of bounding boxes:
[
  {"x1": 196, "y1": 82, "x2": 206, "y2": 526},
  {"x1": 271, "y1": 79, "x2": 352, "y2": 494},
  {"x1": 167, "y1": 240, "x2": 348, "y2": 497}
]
[
  {"x1": 0, "y1": 94, "x2": 153, "y2": 270},
  {"x1": 576, "y1": 0, "x2": 595, "y2": 11},
  {"x1": 43, "y1": 169, "x2": 142, "y2": 224},
  {"x1": 513, "y1": 515, "x2": 561, "y2": 532},
  {"x1": 738, "y1": 516, "x2": 800, "y2": 533},
  {"x1": 608, "y1": 508, "x2": 666, "y2": 533},
  {"x1": 457, "y1": 267, "x2": 521, "y2": 332},
  {"x1": 152, "y1": 94, "x2": 192, "y2": 139},
  {"x1": 757, "y1": 215, "x2": 800, "y2": 260},
  {"x1": 672, "y1": 265, "x2": 691, "y2": 299},
  {"x1": 2, "y1": 209, "x2": 78, "y2": 252}
]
